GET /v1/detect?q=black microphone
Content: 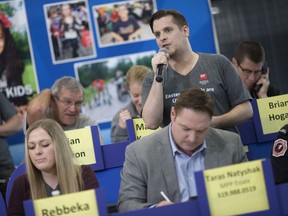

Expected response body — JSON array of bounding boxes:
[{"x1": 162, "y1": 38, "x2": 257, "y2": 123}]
[{"x1": 156, "y1": 48, "x2": 168, "y2": 83}]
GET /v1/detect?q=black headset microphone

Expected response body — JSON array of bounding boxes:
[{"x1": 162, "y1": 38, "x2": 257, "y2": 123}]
[{"x1": 155, "y1": 48, "x2": 168, "y2": 83}]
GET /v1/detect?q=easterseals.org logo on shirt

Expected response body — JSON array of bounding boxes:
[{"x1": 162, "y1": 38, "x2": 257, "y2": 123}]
[{"x1": 199, "y1": 73, "x2": 209, "y2": 85}]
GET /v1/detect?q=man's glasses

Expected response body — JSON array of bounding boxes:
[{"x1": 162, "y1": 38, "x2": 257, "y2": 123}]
[
  {"x1": 237, "y1": 61, "x2": 262, "y2": 76},
  {"x1": 55, "y1": 96, "x2": 83, "y2": 108}
]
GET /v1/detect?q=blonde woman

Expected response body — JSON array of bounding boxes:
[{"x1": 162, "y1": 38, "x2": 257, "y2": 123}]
[
  {"x1": 7, "y1": 119, "x2": 99, "y2": 215},
  {"x1": 110, "y1": 65, "x2": 150, "y2": 143}
]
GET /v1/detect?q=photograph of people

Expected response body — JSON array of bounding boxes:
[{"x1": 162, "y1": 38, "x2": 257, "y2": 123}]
[
  {"x1": 75, "y1": 51, "x2": 154, "y2": 143},
  {"x1": 44, "y1": 0, "x2": 96, "y2": 63},
  {"x1": 0, "y1": 1, "x2": 37, "y2": 112},
  {"x1": 93, "y1": 0, "x2": 156, "y2": 47}
]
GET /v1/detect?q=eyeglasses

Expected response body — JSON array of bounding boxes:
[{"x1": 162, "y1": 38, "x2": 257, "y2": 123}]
[
  {"x1": 55, "y1": 96, "x2": 83, "y2": 109},
  {"x1": 237, "y1": 61, "x2": 262, "y2": 76}
]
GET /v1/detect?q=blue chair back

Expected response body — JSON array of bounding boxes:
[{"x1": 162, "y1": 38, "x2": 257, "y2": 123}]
[
  {"x1": 6, "y1": 163, "x2": 26, "y2": 206},
  {"x1": 0, "y1": 191, "x2": 7, "y2": 216}
]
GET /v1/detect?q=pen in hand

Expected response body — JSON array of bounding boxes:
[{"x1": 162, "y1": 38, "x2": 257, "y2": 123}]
[{"x1": 160, "y1": 191, "x2": 171, "y2": 202}]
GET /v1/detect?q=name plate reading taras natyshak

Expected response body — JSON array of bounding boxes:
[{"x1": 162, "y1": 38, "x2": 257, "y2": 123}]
[
  {"x1": 33, "y1": 189, "x2": 98, "y2": 216},
  {"x1": 204, "y1": 160, "x2": 269, "y2": 216},
  {"x1": 257, "y1": 94, "x2": 288, "y2": 134},
  {"x1": 133, "y1": 118, "x2": 161, "y2": 140},
  {"x1": 64, "y1": 127, "x2": 96, "y2": 165}
]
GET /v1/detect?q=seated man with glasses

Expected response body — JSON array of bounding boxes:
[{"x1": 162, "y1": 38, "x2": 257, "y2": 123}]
[
  {"x1": 232, "y1": 41, "x2": 280, "y2": 98},
  {"x1": 26, "y1": 76, "x2": 100, "y2": 132}
]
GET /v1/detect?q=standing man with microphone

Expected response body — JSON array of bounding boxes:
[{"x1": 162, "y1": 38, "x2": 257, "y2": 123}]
[{"x1": 142, "y1": 9, "x2": 253, "y2": 133}]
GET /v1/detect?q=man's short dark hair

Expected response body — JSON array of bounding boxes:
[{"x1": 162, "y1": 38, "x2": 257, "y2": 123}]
[
  {"x1": 234, "y1": 41, "x2": 265, "y2": 64},
  {"x1": 149, "y1": 9, "x2": 188, "y2": 33},
  {"x1": 174, "y1": 88, "x2": 214, "y2": 118}
]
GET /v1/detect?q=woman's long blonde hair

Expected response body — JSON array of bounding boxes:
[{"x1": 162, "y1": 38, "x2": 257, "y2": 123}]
[{"x1": 25, "y1": 119, "x2": 83, "y2": 199}]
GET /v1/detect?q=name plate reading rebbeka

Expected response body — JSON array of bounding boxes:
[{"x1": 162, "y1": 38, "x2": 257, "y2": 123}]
[
  {"x1": 257, "y1": 94, "x2": 288, "y2": 134},
  {"x1": 203, "y1": 160, "x2": 269, "y2": 216},
  {"x1": 133, "y1": 118, "x2": 161, "y2": 140},
  {"x1": 33, "y1": 189, "x2": 98, "y2": 216},
  {"x1": 65, "y1": 127, "x2": 96, "y2": 165}
]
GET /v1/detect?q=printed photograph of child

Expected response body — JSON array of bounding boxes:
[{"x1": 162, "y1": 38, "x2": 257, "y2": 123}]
[
  {"x1": 44, "y1": 0, "x2": 96, "y2": 64},
  {"x1": 93, "y1": 0, "x2": 156, "y2": 47}
]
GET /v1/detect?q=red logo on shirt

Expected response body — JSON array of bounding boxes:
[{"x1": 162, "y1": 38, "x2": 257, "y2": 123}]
[{"x1": 200, "y1": 73, "x2": 208, "y2": 80}]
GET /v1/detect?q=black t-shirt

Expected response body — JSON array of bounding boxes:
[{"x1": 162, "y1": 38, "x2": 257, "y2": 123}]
[{"x1": 271, "y1": 124, "x2": 288, "y2": 184}]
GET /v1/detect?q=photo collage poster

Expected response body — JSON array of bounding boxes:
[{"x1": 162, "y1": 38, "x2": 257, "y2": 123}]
[
  {"x1": 42, "y1": 0, "x2": 157, "y2": 122},
  {"x1": 7, "y1": 0, "x2": 216, "y2": 125}
]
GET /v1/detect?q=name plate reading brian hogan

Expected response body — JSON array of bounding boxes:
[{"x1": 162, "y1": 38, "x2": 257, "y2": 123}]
[{"x1": 257, "y1": 94, "x2": 288, "y2": 134}]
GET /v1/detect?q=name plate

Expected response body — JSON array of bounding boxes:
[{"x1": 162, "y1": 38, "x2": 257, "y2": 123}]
[
  {"x1": 204, "y1": 160, "x2": 269, "y2": 216},
  {"x1": 65, "y1": 127, "x2": 96, "y2": 165},
  {"x1": 33, "y1": 189, "x2": 99, "y2": 216},
  {"x1": 133, "y1": 118, "x2": 161, "y2": 139},
  {"x1": 257, "y1": 94, "x2": 288, "y2": 134}
]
